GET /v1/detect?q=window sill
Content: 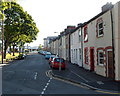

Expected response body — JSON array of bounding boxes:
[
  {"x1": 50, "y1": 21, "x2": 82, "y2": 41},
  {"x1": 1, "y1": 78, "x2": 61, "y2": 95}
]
[
  {"x1": 97, "y1": 64, "x2": 105, "y2": 67},
  {"x1": 97, "y1": 35, "x2": 104, "y2": 38}
]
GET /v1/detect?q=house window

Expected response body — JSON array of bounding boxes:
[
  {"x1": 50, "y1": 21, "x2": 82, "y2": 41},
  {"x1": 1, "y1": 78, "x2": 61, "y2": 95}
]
[
  {"x1": 98, "y1": 50, "x2": 104, "y2": 65},
  {"x1": 76, "y1": 49, "x2": 77, "y2": 60},
  {"x1": 79, "y1": 48, "x2": 81, "y2": 60},
  {"x1": 71, "y1": 49, "x2": 73, "y2": 61},
  {"x1": 78, "y1": 29, "x2": 82, "y2": 42},
  {"x1": 84, "y1": 48, "x2": 88, "y2": 64},
  {"x1": 84, "y1": 26, "x2": 88, "y2": 42},
  {"x1": 98, "y1": 22, "x2": 103, "y2": 36},
  {"x1": 96, "y1": 18, "x2": 104, "y2": 37}
]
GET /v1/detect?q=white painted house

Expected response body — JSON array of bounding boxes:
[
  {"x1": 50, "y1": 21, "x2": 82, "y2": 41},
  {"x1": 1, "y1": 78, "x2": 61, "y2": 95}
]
[
  {"x1": 61, "y1": 32, "x2": 66, "y2": 60},
  {"x1": 70, "y1": 25, "x2": 83, "y2": 67}
]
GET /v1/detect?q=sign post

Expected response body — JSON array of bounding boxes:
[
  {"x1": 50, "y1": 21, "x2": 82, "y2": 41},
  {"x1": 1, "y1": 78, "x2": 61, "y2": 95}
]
[{"x1": 59, "y1": 58, "x2": 61, "y2": 71}]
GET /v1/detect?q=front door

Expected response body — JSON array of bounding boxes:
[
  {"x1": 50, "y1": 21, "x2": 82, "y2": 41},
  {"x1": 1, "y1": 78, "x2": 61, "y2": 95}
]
[
  {"x1": 107, "y1": 51, "x2": 115, "y2": 79},
  {"x1": 90, "y1": 48, "x2": 94, "y2": 71}
]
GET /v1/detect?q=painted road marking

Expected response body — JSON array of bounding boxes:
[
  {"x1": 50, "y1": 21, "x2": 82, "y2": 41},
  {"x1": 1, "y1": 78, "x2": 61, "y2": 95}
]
[
  {"x1": 46, "y1": 70, "x2": 120, "y2": 95},
  {"x1": 96, "y1": 90, "x2": 120, "y2": 94},
  {"x1": 40, "y1": 77, "x2": 52, "y2": 96},
  {"x1": 46, "y1": 83, "x2": 49, "y2": 86},
  {"x1": 46, "y1": 70, "x2": 90, "y2": 89},
  {"x1": 34, "y1": 72, "x2": 38, "y2": 80},
  {"x1": 48, "y1": 80, "x2": 51, "y2": 83},
  {"x1": 41, "y1": 91, "x2": 44, "y2": 94},
  {"x1": 70, "y1": 70, "x2": 89, "y2": 82},
  {"x1": 97, "y1": 81, "x2": 104, "y2": 85}
]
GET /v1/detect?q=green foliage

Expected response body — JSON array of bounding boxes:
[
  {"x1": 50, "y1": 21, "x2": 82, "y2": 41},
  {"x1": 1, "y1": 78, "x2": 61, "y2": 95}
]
[
  {"x1": 3, "y1": 2, "x2": 39, "y2": 44},
  {"x1": 38, "y1": 44, "x2": 43, "y2": 50},
  {"x1": 2, "y1": 2, "x2": 39, "y2": 58}
]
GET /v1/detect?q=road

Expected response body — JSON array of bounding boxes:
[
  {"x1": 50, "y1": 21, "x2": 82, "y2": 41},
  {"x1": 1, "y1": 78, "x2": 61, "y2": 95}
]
[{"x1": 2, "y1": 52, "x2": 106, "y2": 95}]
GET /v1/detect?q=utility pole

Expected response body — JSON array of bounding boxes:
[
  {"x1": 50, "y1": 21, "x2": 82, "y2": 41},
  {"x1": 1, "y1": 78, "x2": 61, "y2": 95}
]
[{"x1": 1, "y1": 10, "x2": 4, "y2": 64}]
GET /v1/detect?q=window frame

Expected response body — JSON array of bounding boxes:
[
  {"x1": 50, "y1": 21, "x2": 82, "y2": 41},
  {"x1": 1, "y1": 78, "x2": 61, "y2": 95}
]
[
  {"x1": 96, "y1": 18, "x2": 104, "y2": 38},
  {"x1": 84, "y1": 26, "x2": 88, "y2": 43},
  {"x1": 78, "y1": 29, "x2": 82, "y2": 42},
  {"x1": 98, "y1": 22, "x2": 104, "y2": 37},
  {"x1": 98, "y1": 50, "x2": 104, "y2": 66},
  {"x1": 84, "y1": 47, "x2": 88, "y2": 64}
]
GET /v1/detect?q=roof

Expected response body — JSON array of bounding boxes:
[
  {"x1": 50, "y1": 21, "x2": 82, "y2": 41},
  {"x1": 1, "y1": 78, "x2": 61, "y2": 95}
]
[
  {"x1": 82, "y1": 9, "x2": 112, "y2": 27},
  {"x1": 70, "y1": 23, "x2": 83, "y2": 34}
]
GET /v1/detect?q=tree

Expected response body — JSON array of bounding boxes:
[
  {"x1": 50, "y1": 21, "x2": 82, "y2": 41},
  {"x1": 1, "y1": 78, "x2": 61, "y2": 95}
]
[{"x1": 2, "y1": 2, "x2": 39, "y2": 58}]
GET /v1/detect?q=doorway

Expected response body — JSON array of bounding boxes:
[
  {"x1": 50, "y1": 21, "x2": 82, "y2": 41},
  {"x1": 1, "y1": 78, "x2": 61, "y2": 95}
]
[
  {"x1": 107, "y1": 50, "x2": 115, "y2": 79},
  {"x1": 90, "y1": 48, "x2": 94, "y2": 71}
]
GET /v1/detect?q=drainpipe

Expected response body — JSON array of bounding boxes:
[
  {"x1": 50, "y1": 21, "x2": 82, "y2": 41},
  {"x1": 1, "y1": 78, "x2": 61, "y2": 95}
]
[
  {"x1": 81, "y1": 27, "x2": 83, "y2": 67},
  {"x1": 110, "y1": 9, "x2": 115, "y2": 79}
]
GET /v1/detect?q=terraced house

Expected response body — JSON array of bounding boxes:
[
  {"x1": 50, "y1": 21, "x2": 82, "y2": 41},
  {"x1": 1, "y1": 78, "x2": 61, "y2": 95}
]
[
  {"x1": 70, "y1": 24, "x2": 83, "y2": 67},
  {"x1": 46, "y1": 1, "x2": 120, "y2": 81},
  {"x1": 82, "y1": 2, "x2": 120, "y2": 81}
]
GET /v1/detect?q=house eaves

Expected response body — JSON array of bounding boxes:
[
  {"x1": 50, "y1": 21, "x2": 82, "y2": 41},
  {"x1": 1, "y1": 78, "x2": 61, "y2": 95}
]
[{"x1": 82, "y1": 8, "x2": 113, "y2": 27}]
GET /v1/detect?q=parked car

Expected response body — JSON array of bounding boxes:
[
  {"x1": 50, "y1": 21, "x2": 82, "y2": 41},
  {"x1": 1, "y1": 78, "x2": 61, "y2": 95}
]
[
  {"x1": 42, "y1": 51, "x2": 47, "y2": 55},
  {"x1": 50, "y1": 57, "x2": 66, "y2": 69},
  {"x1": 49, "y1": 55, "x2": 56, "y2": 64},
  {"x1": 17, "y1": 54, "x2": 25, "y2": 60},
  {"x1": 45, "y1": 52, "x2": 52, "y2": 59},
  {"x1": 38, "y1": 50, "x2": 43, "y2": 55}
]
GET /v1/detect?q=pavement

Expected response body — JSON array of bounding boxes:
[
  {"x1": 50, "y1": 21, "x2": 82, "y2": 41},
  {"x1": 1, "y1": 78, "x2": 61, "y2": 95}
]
[{"x1": 51, "y1": 62, "x2": 120, "y2": 93}]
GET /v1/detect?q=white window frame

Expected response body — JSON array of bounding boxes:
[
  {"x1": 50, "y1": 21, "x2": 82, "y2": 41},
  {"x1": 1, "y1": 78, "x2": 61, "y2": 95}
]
[
  {"x1": 98, "y1": 50, "x2": 104, "y2": 66},
  {"x1": 78, "y1": 29, "x2": 82, "y2": 42},
  {"x1": 79, "y1": 48, "x2": 81, "y2": 60},
  {"x1": 98, "y1": 22, "x2": 103, "y2": 37},
  {"x1": 84, "y1": 27, "x2": 88, "y2": 42},
  {"x1": 85, "y1": 48, "x2": 88, "y2": 64}
]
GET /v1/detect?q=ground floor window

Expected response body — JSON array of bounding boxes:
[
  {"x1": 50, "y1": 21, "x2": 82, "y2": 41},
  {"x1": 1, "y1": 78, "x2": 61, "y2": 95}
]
[
  {"x1": 84, "y1": 47, "x2": 88, "y2": 64},
  {"x1": 79, "y1": 48, "x2": 81, "y2": 60},
  {"x1": 98, "y1": 50, "x2": 104, "y2": 65}
]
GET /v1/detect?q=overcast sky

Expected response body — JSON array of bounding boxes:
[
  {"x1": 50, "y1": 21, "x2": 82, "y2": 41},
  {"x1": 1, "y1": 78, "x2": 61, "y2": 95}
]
[{"x1": 18, "y1": 0, "x2": 119, "y2": 46}]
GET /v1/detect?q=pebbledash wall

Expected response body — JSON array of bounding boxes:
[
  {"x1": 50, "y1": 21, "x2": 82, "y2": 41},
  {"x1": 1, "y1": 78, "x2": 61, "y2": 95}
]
[
  {"x1": 113, "y1": 1, "x2": 120, "y2": 81},
  {"x1": 82, "y1": 1, "x2": 120, "y2": 80},
  {"x1": 70, "y1": 26, "x2": 83, "y2": 67}
]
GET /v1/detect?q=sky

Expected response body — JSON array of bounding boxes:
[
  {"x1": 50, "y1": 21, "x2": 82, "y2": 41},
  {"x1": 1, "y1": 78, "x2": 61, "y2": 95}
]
[{"x1": 18, "y1": 0, "x2": 119, "y2": 47}]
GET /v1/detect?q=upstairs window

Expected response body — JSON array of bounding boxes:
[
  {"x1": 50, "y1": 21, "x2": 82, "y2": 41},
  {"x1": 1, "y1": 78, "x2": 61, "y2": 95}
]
[
  {"x1": 96, "y1": 18, "x2": 104, "y2": 37},
  {"x1": 78, "y1": 29, "x2": 82, "y2": 42},
  {"x1": 98, "y1": 22, "x2": 103, "y2": 36},
  {"x1": 84, "y1": 26, "x2": 88, "y2": 42}
]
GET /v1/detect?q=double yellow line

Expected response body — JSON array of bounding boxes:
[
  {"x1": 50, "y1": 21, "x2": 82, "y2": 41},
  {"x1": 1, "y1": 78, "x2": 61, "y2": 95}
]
[
  {"x1": 96, "y1": 90, "x2": 120, "y2": 94},
  {"x1": 46, "y1": 70, "x2": 120, "y2": 95}
]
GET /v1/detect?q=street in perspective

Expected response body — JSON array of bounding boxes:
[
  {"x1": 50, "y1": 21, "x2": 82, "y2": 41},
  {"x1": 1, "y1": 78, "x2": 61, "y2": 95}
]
[
  {"x1": 1, "y1": 51, "x2": 119, "y2": 95},
  {"x1": 1, "y1": 0, "x2": 120, "y2": 96},
  {"x1": 2, "y1": 52, "x2": 97, "y2": 94}
]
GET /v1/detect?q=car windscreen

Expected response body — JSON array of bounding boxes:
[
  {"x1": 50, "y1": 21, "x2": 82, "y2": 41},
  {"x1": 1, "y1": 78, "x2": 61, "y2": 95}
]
[
  {"x1": 54, "y1": 58, "x2": 65, "y2": 63},
  {"x1": 46, "y1": 54, "x2": 51, "y2": 55}
]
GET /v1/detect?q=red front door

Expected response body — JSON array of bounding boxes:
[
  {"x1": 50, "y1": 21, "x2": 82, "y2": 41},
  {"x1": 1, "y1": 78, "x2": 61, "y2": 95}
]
[{"x1": 90, "y1": 48, "x2": 94, "y2": 71}]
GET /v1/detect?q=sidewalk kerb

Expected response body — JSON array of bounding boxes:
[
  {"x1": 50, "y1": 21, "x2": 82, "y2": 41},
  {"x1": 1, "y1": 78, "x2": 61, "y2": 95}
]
[
  {"x1": 51, "y1": 70, "x2": 120, "y2": 94},
  {"x1": 50, "y1": 70, "x2": 97, "y2": 90}
]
